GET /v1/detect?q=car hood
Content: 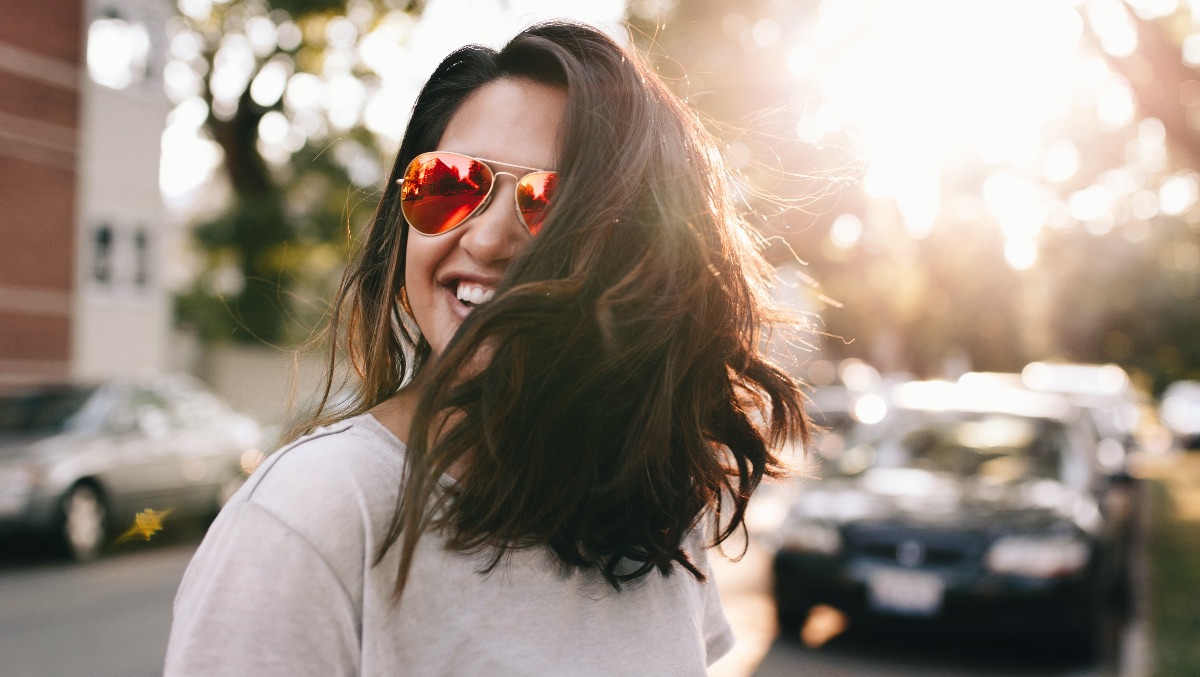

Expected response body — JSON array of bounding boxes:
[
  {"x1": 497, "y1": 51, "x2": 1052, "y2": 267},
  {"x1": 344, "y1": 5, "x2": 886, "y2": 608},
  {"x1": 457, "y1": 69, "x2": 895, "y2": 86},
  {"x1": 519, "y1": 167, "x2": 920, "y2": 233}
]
[
  {"x1": 789, "y1": 467, "x2": 1102, "y2": 535},
  {"x1": 0, "y1": 430, "x2": 94, "y2": 465},
  {"x1": 0, "y1": 433, "x2": 56, "y2": 461}
]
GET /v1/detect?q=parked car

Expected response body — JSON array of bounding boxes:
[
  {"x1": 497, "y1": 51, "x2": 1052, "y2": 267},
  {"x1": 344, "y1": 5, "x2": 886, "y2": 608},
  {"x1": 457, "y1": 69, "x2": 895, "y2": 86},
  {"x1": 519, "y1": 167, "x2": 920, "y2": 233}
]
[
  {"x1": 1020, "y1": 362, "x2": 1147, "y2": 474},
  {"x1": 960, "y1": 363, "x2": 1146, "y2": 477},
  {"x1": 0, "y1": 374, "x2": 264, "y2": 561},
  {"x1": 771, "y1": 380, "x2": 1130, "y2": 658}
]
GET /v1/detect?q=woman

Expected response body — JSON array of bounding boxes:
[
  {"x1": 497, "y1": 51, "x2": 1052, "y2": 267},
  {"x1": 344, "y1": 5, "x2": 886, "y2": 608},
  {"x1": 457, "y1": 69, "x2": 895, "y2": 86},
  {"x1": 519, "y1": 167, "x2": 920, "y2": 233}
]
[{"x1": 165, "y1": 21, "x2": 809, "y2": 676}]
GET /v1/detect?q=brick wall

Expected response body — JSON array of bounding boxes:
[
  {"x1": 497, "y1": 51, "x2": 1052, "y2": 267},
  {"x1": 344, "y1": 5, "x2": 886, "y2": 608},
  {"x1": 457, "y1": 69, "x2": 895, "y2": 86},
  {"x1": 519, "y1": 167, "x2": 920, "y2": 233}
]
[{"x1": 0, "y1": 0, "x2": 83, "y2": 384}]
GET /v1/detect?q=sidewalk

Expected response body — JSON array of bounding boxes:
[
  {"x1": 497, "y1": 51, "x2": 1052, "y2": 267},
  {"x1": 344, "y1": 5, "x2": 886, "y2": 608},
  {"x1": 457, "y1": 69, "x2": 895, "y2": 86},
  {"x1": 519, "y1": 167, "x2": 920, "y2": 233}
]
[
  {"x1": 1140, "y1": 451, "x2": 1200, "y2": 520},
  {"x1": 708, "y1": 533, "x2": 777, "y2": 677},
  {"x1": 1135, "y1": 451, "x2": 1200, "y2": 677}
]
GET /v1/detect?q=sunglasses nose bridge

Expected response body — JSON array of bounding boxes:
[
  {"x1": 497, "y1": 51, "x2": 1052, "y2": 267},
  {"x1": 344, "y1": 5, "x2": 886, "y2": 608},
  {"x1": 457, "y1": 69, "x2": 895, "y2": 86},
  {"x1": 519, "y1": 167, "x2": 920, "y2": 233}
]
[
  {"x1": 491, "y1": 170, "x2": 521, "y2": 183},
  {"x1": 475, "y1": 170, "x2": 515, "y2": 213},
  {"x1": 489, "y1": 169, "x2": 522, "y2": 202}
]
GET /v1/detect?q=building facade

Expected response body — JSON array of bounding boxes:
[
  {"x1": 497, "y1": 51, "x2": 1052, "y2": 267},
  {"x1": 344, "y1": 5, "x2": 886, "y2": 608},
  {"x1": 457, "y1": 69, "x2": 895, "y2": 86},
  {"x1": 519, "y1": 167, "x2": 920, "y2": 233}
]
[
  {"x1": 0, "y1": 0, "x2": 84, "y2": 385},
  {"x1": 0, "y1": 0, "x2": 170, "y2": 386}
]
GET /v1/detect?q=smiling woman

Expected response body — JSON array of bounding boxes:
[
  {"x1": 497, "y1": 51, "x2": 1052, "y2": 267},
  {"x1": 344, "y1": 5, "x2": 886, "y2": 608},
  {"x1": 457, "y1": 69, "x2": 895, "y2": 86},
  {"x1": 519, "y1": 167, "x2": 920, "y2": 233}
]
[{"x1": 165, "y1": 21, "x2": 811, "y2": 676}]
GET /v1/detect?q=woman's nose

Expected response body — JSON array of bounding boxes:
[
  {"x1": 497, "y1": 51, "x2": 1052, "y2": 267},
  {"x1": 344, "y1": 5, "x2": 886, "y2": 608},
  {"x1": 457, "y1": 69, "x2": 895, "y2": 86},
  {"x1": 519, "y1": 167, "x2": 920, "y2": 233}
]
[{"x1": 458, "y1": 175, "x2": 531, "y2": 265}]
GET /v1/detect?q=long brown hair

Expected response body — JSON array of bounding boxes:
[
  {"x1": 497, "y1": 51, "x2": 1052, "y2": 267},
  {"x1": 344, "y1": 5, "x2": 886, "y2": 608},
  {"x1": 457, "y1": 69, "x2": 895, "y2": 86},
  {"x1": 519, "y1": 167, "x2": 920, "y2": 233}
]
[{"x1": 293, "y1": 21, "x2": 811, "y2": 598}]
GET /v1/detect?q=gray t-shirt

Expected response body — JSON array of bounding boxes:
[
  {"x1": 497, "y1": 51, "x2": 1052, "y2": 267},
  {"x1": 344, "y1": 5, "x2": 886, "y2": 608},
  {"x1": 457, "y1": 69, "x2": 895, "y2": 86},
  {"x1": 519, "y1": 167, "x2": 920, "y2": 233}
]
[{"x1": 165, "y1": 414, "x2": 734, "y2": 676}]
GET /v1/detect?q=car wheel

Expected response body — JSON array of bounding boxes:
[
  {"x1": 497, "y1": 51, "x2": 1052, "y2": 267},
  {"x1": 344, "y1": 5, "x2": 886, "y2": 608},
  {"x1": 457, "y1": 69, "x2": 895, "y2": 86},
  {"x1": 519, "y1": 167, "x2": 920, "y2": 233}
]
[
  {"x1": 773, "y1": 587, "x2": 814, "y2": 636},
  {"x1": 1060, "y1": 605, "x2": 1107, "y2": 665},
  {"x1": 60, "y1": 483, "x2": 107, "y2": 562},
  {"x1": 1109, "y1": 568, "x2": 1134, "y2": 619},
  {"x1": 776, "y1": 603, "x2": 809, "y2": 636}
]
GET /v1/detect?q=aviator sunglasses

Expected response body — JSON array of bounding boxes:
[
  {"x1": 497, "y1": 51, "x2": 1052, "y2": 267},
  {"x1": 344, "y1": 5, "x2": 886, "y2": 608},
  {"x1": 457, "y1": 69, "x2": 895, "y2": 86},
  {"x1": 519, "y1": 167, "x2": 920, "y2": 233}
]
[{"x1": 397, "y1": 151, "x2": 559, "y2": 236}]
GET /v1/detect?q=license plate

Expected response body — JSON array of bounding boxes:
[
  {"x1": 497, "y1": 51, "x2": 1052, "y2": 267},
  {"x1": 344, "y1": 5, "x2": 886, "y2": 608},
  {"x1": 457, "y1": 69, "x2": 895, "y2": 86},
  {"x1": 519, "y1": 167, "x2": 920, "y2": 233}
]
[{"x1": 867, "y1": 568, "x2": 944, "y2": 617}]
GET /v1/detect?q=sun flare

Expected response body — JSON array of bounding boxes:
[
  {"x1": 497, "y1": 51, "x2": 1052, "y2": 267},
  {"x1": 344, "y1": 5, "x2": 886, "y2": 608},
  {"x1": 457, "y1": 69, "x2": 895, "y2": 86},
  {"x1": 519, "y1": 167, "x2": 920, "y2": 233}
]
[{"x1": 798, "y1": 0, "x2": 1110, "y2": 265}]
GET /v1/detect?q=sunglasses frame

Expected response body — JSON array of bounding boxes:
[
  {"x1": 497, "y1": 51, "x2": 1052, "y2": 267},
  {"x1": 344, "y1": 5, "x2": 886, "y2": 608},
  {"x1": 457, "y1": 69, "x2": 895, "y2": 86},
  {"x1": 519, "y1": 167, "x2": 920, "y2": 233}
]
[{"x1": 396, "y1": 151, "x2": 558, "y2": 237}]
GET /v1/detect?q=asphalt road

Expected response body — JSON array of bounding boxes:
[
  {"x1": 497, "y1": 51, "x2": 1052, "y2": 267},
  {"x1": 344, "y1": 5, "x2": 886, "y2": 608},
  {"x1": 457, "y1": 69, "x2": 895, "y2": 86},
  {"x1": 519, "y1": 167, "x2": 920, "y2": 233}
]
[
  {"x1": 0, "y1": 533, "x2": 199, "y2": 677},
  {"x1": 0, "y1": 503, "x2": 1147, "y2": 677}
]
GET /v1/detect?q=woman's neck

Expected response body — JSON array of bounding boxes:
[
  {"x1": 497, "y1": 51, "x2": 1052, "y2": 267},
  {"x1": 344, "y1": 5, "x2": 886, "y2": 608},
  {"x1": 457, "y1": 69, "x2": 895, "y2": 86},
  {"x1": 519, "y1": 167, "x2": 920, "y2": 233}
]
[
  {"x1": 368, "y1": 369, "x2": 465, "y2": 480},
  {"x1": 369, "y1": 370, "x2": 429, "y2": 447}
]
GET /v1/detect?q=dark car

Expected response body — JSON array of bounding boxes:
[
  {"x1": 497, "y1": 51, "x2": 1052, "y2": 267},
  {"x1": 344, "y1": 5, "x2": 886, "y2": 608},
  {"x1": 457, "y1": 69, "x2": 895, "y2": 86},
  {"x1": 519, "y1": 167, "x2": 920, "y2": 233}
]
[
  {"x1": 771, "y1": 380, "x2": 1129, "y2": 658},
  {"x1": 0, "y1": 374, "x2": 264, "y2": 561}
]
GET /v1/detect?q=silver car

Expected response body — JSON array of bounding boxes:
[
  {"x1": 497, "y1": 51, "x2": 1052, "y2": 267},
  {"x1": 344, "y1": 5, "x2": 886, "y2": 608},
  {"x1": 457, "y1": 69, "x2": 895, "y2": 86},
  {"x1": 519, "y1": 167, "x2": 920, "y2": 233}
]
[{"x1": 0, "y1": 374, "x2": 263, "y2": 560}]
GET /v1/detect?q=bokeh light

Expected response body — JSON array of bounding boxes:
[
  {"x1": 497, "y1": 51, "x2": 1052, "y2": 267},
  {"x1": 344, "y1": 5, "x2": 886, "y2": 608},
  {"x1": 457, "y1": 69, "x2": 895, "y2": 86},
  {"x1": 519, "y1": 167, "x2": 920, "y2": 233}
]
[{"x1": 87, "y1": 18, "x2": 150, "y2": 89}]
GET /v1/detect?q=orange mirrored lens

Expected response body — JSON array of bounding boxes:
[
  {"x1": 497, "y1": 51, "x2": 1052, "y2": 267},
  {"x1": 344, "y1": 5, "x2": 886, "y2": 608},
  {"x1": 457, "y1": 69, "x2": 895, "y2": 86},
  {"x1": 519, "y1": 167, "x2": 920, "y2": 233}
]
[
  {"x1": 516, "y1": 172, "x2": 558, "y2": 236},
  {"x1": 400, "y1": 153, "x2": 491, "y2": 235}
]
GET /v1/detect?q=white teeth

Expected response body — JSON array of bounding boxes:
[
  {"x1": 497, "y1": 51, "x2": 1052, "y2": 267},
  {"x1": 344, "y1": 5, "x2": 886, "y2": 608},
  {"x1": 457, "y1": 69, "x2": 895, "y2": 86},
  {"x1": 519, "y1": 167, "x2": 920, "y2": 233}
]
[{"x1": 456, "y1": 282, "x2": 496, "y2": 305}]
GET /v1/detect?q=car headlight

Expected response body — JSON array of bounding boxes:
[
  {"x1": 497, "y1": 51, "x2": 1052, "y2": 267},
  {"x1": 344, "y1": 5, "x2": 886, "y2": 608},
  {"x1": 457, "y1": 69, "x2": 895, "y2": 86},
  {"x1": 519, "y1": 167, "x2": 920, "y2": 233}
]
[
  {"x1": 984, "y1": 535, "x2": 1090, "y2": 577},
  {"x1": 777, "y1": 519, "x2": 842, "y2": 555}
]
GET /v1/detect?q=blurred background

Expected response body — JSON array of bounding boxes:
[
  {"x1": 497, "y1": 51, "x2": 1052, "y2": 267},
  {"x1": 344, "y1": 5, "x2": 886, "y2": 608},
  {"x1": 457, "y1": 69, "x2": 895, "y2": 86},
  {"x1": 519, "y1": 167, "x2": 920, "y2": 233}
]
[{"x1": 2, "y1": 0, "x2": 1199, "y2": 675}]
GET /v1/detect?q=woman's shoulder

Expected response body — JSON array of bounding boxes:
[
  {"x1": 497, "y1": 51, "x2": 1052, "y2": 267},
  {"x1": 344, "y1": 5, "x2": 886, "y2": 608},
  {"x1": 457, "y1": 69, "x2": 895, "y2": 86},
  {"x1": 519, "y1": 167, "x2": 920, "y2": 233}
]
[
  {"x1": 251, "y1": 412, "x2": 403, "y2": 488},
  {"x1": 258, "y1": 412, "x2": 404, "y2": 478},
  {"x1": 167, "y1": 415, "x2": 403, "y2": 673},
  {"x1": 227, "y1": 413, "x2": 407, "y2": 546}
]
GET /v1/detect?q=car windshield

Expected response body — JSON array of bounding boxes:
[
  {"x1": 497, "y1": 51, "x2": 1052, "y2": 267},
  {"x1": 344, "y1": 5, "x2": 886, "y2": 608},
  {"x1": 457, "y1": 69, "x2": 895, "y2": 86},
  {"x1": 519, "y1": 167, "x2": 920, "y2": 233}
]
[
  {"x1": 0, "y1": 387, "x2": 99, "y2": 435},
  {"x1": 832, "y1": 410, "x2": 1072, "y2": 484}
]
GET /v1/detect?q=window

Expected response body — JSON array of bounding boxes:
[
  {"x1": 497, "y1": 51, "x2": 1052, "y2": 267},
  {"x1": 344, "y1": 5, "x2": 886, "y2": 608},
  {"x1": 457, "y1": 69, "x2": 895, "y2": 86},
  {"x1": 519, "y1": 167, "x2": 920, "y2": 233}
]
[
  {"x1": 87, "y1": 12, "x2": 150, "y2": 90},
  {"x1": 94, "y1": 224, "x2": 113, "y2": 284},
  {"x1": 134, "y1": 229, "x2": 150, "y2": 287}
]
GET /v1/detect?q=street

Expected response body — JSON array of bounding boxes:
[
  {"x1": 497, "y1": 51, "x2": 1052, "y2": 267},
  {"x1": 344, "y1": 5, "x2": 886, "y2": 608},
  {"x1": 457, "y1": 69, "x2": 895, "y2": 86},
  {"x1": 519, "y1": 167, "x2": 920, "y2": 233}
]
[
  {"x1": 0, "y1": 534, "x2": 197, "y2": 677},
  {"x1": 0, "y1": 506, "x2": 1147, "y2": 677}
]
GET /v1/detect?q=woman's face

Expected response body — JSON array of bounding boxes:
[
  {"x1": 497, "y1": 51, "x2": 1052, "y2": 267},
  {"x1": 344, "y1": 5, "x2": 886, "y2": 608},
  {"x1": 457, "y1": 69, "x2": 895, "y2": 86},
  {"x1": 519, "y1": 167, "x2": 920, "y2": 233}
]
[{"x1": 404, "y1": 78, "x2": 568, "y2": 357}]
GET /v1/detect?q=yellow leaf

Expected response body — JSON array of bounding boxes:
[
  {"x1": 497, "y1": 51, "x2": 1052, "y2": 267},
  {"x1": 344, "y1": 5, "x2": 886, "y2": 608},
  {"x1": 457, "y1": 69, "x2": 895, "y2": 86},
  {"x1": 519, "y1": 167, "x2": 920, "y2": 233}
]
[{"x1": 115, "y1": 508, "x2": 174, "y2": 543}]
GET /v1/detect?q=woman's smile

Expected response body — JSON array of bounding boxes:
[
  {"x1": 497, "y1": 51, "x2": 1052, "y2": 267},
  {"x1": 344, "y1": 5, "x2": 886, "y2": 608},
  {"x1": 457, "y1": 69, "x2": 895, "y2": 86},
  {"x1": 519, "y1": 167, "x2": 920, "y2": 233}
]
[{"x1": 455, "y1": 282, "x2": 495, "y2": 307}]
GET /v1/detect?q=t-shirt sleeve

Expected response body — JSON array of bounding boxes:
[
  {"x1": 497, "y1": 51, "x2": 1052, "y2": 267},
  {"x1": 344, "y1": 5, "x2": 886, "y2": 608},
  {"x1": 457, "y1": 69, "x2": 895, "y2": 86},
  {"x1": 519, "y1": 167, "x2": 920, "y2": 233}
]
[
  {"x1": 694, "y1": 533, "x2": 735, "y2": 665},
  {"x1": 703, "y1": 568, "x2": 735, "y2": 664},
  {"x1": 164, "y1": 501, "x2": 360, "y2": 677}
]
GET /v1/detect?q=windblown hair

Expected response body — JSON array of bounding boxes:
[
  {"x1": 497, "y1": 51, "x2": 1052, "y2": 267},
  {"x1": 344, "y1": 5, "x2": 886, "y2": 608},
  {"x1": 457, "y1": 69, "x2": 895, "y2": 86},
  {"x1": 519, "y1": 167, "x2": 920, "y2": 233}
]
[{"x1": 293, "y1": 21, "x2": 811, "y2": 598}]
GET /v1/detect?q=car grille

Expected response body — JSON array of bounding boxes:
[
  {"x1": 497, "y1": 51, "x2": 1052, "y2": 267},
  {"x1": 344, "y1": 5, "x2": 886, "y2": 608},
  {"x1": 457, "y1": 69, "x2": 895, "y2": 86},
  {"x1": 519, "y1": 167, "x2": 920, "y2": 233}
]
[
  {"x1": 858, "y1": 541, "x2": 967, "y2": 566},
  {"x1": 846, "y1": 527, "x2": 981, "y2": 568}
]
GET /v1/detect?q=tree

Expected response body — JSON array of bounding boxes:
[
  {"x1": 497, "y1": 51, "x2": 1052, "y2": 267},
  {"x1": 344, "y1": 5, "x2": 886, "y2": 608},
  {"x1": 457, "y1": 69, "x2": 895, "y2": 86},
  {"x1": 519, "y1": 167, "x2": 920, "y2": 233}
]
[
  {"x1": 632, "y1": 0, "x2": 1200, "y2": 391},
  {"x1": 171, "y1": 0, "x2": 420, "y2": 344}
]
